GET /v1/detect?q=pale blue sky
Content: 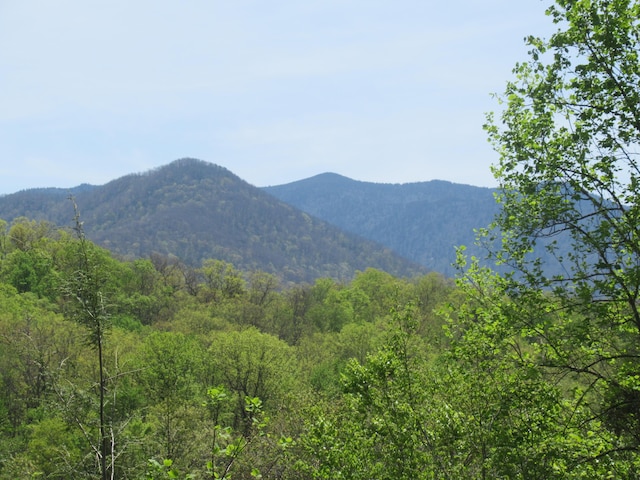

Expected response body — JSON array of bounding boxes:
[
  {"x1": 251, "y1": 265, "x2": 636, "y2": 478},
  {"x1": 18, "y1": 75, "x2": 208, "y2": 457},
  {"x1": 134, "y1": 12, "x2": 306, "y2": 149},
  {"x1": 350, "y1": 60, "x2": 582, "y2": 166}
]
[{"x1": 0, "y1": 1, "x2": 554, "y2": 194}]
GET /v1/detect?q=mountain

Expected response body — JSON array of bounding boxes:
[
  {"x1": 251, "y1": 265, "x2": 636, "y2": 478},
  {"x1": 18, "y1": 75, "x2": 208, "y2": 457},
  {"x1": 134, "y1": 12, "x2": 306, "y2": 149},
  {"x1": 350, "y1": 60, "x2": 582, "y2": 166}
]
[
  {"x1": 0, "y1": 159, "x2": 424, "y2": 283},
  {"x1": 264, "y1": 173, "x2": 499, "y2": 276}
]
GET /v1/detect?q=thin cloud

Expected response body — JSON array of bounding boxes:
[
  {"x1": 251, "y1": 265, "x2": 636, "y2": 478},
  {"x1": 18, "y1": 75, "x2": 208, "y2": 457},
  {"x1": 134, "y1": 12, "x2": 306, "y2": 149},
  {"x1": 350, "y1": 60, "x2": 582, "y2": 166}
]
[{"x1": 0, "y1": 0, "x2": 552, "y2": 194}]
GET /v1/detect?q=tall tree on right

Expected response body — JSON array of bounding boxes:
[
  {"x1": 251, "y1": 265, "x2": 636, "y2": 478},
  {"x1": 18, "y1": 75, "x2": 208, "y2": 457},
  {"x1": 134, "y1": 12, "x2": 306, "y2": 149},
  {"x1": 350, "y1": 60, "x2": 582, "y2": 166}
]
[{"x1": 477, "y1": 0, "x2": 640, "y2": 468}]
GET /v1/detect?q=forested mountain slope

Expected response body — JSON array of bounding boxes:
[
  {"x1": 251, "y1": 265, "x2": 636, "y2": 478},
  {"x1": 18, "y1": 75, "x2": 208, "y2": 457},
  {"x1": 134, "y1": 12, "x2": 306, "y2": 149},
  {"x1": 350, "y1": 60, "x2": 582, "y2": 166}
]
[
  {"x1": 0, "y1": 159, "x2": 424, "y2": 283},
  {"x1": 264, "y1": 173, "x2": 499, "y2": 276}
]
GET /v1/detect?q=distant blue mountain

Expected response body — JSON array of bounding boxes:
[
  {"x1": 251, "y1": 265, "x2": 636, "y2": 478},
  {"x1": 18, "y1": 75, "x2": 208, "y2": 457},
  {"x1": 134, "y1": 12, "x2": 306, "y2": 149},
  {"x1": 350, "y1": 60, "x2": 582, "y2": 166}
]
[{"x1": 263, "y1": 173, "x2": 500, "y2": 277}]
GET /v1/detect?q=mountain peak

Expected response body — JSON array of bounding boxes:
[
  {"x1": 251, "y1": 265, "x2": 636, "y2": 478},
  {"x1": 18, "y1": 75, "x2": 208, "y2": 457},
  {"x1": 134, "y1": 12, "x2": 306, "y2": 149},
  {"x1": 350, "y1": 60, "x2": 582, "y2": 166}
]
[
  {"x1": 0, "y1": 159, "x2": 424, "y2": 282},
  {"x1": 310, "y1": 172, "x2": 354, "y2": 181},
  {"x1": 146, "y1": 158, "x2": 238, "y2": 180},
  {"x1": 278, "y1": 172, "x2": 357, "y2": 189}
]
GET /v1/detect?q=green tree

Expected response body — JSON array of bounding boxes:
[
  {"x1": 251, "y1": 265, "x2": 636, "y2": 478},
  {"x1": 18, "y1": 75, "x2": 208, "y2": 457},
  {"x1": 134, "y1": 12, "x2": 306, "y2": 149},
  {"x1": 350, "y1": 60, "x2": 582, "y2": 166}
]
[
  {"x1": 206, "y1": 328, "x2": 298, "y2": 434},
  {"x1": 117, "y1": 258, "x2": 175, "y2": 326},
  {"x1": 0, "y1": 219, "x2": 64, "y2": 300},
  {"x1": 239, "y1": 270, "x2": 280, "y2": 330},
  {"x1": 198, "y1": 259, "x2": 245, "y2": 304},
  {"x1": 350, "y1": 268, "x2": 411, "y2": 320},
  {"x1": 480, "y1": 0, "x2": 640, "y2": 468},
  {"x1": 0, "y1": 219, "x2": 8, "y2": 259},
  {"x1": 7, "y1": 217, "x2": 54, "y2": 252},
  {"x1": 279, "y1": 284, "x2": 313, "y2": 345},
  {"x1": 306, "y1": 278, "x2": 353, "y2": 333},
  {"x1": 137, "y1": 331, "x2": 204, "y2": 462},
  {"x1": 62, "y1": 199, "x2": 114, "y2": 480},
  {"x1": 302, "y1": 300, "x2": 606, "y2": 479},
  {"x1": 2, "y1": 248, "x2": 60, "y2": 299},
  {"x1": 300, "y1": 304, "x2": 453, "y2": 479},
  {"x1": 0, "y1": 284, "x2": 81, "y2": 436}
]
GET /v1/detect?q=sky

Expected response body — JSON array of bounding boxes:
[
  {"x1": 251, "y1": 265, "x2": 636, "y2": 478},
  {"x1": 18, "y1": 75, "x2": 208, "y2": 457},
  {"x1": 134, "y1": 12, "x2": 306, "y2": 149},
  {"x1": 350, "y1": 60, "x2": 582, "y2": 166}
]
[{"x1": 0, "y1": 1, "x2": 556, "y2": 195}]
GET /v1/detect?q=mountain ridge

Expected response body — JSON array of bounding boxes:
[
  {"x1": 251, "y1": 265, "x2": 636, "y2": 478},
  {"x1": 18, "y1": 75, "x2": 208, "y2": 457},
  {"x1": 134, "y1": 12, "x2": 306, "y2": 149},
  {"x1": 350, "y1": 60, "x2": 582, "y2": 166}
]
[
  {"x1": 0, "y1": 159, "x2": 425, "y2": 283},
  {"x1": 264, "y1": 173, "x2": 499, "y2": 276}
]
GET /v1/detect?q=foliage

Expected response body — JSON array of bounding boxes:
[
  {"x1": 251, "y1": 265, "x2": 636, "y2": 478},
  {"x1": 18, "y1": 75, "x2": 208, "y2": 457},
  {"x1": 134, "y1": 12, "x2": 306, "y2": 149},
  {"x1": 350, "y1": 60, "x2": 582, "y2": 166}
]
[
  {"x1": 265, "y1": 173, "x2": 501, "y2": 277},
  {"x1": 301, "y1": 301, "x2": 582, "y2": 479},
  {"x1": 0, "y1": 159, "x2": 424, "y2": 283},
  {"x1": 0, "y1": 217, "x2": 455, "y2": 479},
  {"x1": 7, "y1": 203, "x2": 602, "y2": 478},
  {"x1": 5, "y1": 3, "x2": 640, "y2": 477},
  {"x1": 471, "y1": 0, "x2": 640, "y2": 472},
  {"x1": 205, "y1": 328, "x2": 299, "y2": 434},
  {"x1": 63, "y1": 199, "x2": 116, "y2": 480}
]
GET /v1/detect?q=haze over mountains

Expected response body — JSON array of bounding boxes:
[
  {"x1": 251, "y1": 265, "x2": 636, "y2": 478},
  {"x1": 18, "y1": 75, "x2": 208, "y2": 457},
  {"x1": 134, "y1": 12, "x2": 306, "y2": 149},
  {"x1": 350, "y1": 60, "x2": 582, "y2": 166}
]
[
  {"x1": 264, "y1": 173, "x2": 499, "y2": 276},
  {"x1": 0, "y1": 158, "x2": 501, "y2": 280}
]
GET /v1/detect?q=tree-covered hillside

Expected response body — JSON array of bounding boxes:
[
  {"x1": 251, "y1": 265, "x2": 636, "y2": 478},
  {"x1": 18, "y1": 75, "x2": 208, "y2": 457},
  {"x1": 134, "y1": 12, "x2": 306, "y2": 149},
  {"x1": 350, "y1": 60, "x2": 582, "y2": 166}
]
[
  {"x1": 3, "y1": 2, "x2": 640, "y2": 477},
  {"x1": 1, "y1": 203, "x2": 636, "y2": 478},
  {"x1": 0, "y1": 159, "x2": 424, "y2": 283},
  {"x1": 264, "y1": 174, "x2": 500, "y2": 276},
  {"x1": 0, "y1": 215, "x2": 459, "y2": 478}
]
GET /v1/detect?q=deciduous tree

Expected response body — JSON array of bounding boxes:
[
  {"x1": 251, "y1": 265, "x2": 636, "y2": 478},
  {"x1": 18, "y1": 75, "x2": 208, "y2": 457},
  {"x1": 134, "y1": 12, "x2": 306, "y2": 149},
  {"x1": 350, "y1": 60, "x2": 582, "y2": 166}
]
[{"x1": 479, "y1": 0, "x2": 640, "y2": 467}]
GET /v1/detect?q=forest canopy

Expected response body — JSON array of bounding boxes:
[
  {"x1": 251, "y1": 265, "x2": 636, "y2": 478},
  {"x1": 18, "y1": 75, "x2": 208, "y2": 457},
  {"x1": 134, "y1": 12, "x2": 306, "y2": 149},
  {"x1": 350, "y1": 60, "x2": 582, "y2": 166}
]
[{"x1": 3, "y1": 0, "x2": 640, "y2": 478}]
